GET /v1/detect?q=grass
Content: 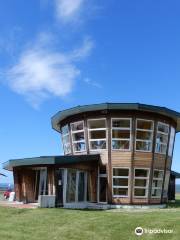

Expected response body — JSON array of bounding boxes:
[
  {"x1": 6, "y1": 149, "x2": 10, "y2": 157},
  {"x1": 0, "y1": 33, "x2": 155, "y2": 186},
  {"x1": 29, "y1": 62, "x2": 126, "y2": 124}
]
[{"x1": 0, "y1": 195, "x2": 179, "y2": 240}]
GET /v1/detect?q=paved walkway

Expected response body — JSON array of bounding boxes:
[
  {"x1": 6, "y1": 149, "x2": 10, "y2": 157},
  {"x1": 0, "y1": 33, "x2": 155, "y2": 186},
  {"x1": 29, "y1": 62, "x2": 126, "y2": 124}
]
[{"x1": 0, "y1": 201, "x2": 39, "y2": 209}]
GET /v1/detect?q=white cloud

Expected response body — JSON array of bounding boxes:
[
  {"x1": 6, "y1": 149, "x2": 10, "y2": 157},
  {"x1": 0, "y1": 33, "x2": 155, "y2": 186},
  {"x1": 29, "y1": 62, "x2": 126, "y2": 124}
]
[
  {"x1": 6, "y1": 36, "x2": 93, "y2": 108},
  {"x1": 55, "y1": 0, "x2": 84, "y2": 22},
  {"x1": 71, "y1": 37, "x2": 94, "y2": 60},
  {"x1": 84, "y1": 78, "x2": 102, "y2": 89}
]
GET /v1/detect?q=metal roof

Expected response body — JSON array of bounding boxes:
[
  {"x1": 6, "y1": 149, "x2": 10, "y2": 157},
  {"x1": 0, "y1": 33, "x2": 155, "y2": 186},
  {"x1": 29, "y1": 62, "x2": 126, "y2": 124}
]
[
  {"x1": 3, "y1": 154, "x2": 100, "y2": 171},
  {"x1": 51, "y1": 103, "x2": 180, "y2": 132},
  {"x1": 171, "y1": 170, "x2": 180, "y2": 178},
  {"x1": 0, "y1": 173, "x2": 7, "y2": 177}
]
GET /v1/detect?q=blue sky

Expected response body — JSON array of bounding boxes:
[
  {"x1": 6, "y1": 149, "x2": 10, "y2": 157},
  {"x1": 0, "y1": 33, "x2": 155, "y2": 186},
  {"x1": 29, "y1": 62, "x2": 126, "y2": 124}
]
[{"x1": 0, "y1": 0, "x2": 180, "y2": 183}]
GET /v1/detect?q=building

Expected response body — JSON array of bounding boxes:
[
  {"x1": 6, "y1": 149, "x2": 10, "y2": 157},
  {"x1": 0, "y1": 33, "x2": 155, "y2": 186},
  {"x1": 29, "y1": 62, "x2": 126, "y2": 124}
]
[
  {"x1": 168, "y1": 171, "x2": 180, "y2": 201},
  {"x1": 2, "y1": 103, "x2": 180, "y2": 207}
]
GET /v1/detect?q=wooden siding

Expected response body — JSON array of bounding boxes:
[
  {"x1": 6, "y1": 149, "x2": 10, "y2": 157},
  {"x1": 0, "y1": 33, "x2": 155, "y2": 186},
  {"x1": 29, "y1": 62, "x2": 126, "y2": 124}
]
[
  {"x1": 153, "y1": 153, "x2": 166, "y2": 170},
  {"x1": 133, "y1": 152, "x2": 153, "y2": 167},
  {"x1": 112, "y1": 198, "x2": 131, "y2": 204},
  {"x1": 13, "y1": 169, "x2": 22, "y2": 202},
  {"x1": 149, "y1": 199, "x2": 161, "y2": 204},
  {"x1": 111, "y1": 151, "x2": 132, "y2": 167},
  {"x1": 166, "y1": 157, "x2": 172, "y2": 170},
  {"x1": 132, "y1": 198, "x2": 149, "y2": 204},
  {"x1": 14, "y1": 168, "x2": 36, "y2": 203}
]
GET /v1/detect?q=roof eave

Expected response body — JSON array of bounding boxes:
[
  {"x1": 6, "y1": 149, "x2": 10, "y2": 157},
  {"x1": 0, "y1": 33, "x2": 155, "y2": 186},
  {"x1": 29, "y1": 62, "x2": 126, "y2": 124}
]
[{"x1": 51, "y1": 103, "x2": 180, "y2": 132}]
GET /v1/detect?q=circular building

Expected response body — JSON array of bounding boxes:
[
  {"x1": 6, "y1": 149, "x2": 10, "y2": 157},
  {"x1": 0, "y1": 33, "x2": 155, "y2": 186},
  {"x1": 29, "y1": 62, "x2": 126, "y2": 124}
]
[
  {"x1": 3, "y1": 103, "x2": 180, "y2": 207},
  {"x1": 52, "y1": 103, "x2": 180, "y2": 205}
]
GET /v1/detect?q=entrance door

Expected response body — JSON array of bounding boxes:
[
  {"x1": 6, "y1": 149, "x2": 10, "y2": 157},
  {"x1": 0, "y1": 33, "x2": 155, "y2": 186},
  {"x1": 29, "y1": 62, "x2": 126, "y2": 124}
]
[
  {"x1": 99, "y1": 176, "x2": 107, "y2": 203},
  {"x1": 66, "y1": 169, "x2": 87, "y2": 203},
  {"x1": 55, "y1": 169, "x2": 64, "y2": 207}
]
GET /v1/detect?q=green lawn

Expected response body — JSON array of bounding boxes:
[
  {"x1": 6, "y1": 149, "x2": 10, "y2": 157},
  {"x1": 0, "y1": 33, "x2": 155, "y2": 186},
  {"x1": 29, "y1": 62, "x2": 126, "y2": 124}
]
[{"x1": 0, "y1": 196, "x2": 180, "y2": 240}]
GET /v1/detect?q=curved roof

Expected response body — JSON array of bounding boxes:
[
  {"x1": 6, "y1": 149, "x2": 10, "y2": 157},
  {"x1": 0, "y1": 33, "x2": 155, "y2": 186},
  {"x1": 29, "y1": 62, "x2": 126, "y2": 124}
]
[{"x1": 51, "y1": 103, "x2": 180, "y2": 132}]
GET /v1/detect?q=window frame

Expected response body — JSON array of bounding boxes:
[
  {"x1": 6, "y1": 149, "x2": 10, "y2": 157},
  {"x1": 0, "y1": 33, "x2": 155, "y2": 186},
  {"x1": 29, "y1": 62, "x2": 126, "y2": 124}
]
[
  {"x1": 155, "y1": 122, "x2": 169, "y2": 155},
  {"x1": 61, "y1": 124, "x2": 71, "y2": 155},
  {"x1": 111, "y1": 118, "x2": 132, "y2": 151},
  {"x1": 135, "y1": 119, "x2": 154, "y2": 153},
  {"x1": 133, "y1": 168, "x2": 150, "y2": 198},
  {"x1": 70, "y1": 120, "x2": 86, "y2": 154},
  {"x1": 87, "y1": 118, "x2": 107, "y2": 151},
  {"x1": 151, "y1": 169, "x2": 164, "y2": 198},
  {"x1": 168, "y1": 126, "x2": 175, "y2": 157},
  {"x1": 112, "y1": 167, "x2": 130, "y2": 198}
]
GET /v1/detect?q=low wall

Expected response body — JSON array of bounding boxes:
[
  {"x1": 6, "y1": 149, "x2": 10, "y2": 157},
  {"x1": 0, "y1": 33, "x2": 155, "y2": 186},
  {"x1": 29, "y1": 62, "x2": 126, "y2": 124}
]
[{"x1": 38, "y1": 195, "x2": 56, "y2": 208}]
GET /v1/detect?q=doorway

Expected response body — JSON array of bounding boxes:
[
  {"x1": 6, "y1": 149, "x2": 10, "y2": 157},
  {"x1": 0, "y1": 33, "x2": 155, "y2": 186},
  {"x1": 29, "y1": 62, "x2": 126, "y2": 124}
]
[
  {"x1": 55, "y1": 169, "x2": 87, "y2": 206},
  {"x1": 98, "y1": 167, "x2": 108, "y2": 203},
  {"x1": 66, "y1": 169, "x2": 87, "y2": 203},
  {"x1": 55, "y1": 169, "x2": 64, "y2": 207}
]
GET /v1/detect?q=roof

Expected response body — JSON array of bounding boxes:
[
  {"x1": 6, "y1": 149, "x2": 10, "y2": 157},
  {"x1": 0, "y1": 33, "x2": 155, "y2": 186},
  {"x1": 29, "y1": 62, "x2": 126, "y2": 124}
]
[
  {"x1": 51, "y1": 103, "x2": 180, "y2": 132},
  {"x1": 171, "y1": 170, "x2": 180, "y2": 178},
  {"x1": 2, "y1": 154, "x2": 100, "y2": 171},
  {"x1": 0, "y1": 173, "x2": 7, "y2": 177}
]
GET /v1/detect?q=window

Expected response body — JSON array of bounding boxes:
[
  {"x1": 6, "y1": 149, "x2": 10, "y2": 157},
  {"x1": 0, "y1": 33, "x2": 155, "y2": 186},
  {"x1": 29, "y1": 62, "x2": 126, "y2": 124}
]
[
  {"x1": 155, "y1": 122, "x2": 169, "y2": 154},
  {"x1": 71, "y1": 121, "x2": 86, "y2": 153},
  {"x1": 134, "y1": 169, "x2": 149, "y2": 198},
  {"x1": 61, "y1": 124, "x2": 71, "y2": 154},
  {"x1": 168, "y1": 127, "x2": 175, "y2": 157},
  {"x1": 111, "y1": 118, "x2": 131, "y2": 150},
  {"x1": 88, "y1": 119, "x2": 107, "y2": 150},
  {"x1": 136, "y1": 119, "x2": 154, "y2": 152},
  {"x1": 151, "y1": 170, "x2": 164, "y2": 198},
  {"x1": 113, "y1": 168, "x2": 129, "y2": 197}
]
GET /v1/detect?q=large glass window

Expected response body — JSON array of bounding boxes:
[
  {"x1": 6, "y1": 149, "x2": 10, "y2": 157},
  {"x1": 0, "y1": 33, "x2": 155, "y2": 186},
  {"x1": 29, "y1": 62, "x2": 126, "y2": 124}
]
[
  {"x1": 61, "y1": 125, "x2": 71, "y2": 154},
  {"x1": 151, "y1": 170, "x2": 164, "y2": 198},
  {"x1": 155, "y1": 122, "x2": 169, "y2": 154},
  {"x1": 168, "y1": 127, "x2": 175, "y2": 157},
  {"x1": 113, "y1": 168, "x2": 129, "y2": 197},
  {"x1": 136, "y1": 119, "x2": 154, "y2": 152},
  {"x1": 111, "y1": 118, "x2": 131, "y2": 150},
  {"x1": 88, "y1": 119, "x2": 107, "y2": 150},
  {"x1": 134, "y1": 169, "x2": 149, "y2": 198},
  {"x1": 71, "y1": 121, "x2": 86, "y2": 153}
]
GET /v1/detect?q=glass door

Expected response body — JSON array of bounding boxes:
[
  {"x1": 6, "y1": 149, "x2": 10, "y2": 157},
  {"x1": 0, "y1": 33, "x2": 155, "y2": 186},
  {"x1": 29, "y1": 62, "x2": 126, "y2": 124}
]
[
  {"x1": 66, "y1": 169, "x2": 87, "y2": 203},
  {"x1": 66, "y1": 169, "x2": 77, "y2": 203}
]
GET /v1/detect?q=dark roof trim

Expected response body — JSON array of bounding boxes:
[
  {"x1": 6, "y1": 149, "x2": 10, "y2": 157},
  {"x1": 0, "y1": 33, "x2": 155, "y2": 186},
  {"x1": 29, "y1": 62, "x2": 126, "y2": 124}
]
[
  {"x1": 51, "y1": 103, "x2": 180, "y2": 132},
  {"x1": 3, "y1": 155, "x2": 100, "y2": 171},
  {"x1": 171, "y1": 170, "x2": 180, "y2": 178},
  {"x1": 0, "y1": 173, "x2": 7, "y2": 177}
]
